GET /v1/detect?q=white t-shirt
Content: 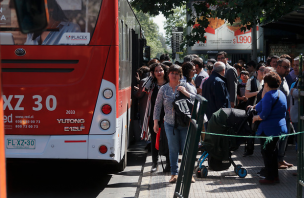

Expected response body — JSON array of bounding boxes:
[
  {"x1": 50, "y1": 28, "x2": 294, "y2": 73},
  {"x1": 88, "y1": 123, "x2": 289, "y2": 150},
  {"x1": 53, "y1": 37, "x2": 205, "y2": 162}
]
[{"x1": 246, "y1": 78, "x2": 263, "y2": 91}]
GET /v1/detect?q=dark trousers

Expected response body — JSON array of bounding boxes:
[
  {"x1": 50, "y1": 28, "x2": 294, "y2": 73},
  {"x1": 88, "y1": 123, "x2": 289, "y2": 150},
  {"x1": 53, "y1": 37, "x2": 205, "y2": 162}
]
[
  {"x1": 149, "y1": 124, "x2": 159, "y2": 163},
  {"x1": 149, "y1": 124, "x2": 170, "y2": 164},
  {"x1": 260, "y1": 133, "x2": 279, "y2": 180},
  {"x1": 244, "y1": 138, "x2": 255, "y2": 153}
]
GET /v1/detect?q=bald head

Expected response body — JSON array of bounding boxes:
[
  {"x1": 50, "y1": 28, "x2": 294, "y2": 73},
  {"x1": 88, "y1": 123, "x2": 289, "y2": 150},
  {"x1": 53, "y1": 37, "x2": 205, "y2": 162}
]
[{"x1": 213, "y1": 61, "x2": 225, "y2": 76}]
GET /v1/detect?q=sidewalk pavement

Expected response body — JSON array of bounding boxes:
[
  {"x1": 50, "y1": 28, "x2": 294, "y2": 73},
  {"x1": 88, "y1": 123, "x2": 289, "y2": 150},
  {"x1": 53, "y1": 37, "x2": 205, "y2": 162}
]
[{"x1": 138, "y1": 144, "x2": 298, "y2": 198}]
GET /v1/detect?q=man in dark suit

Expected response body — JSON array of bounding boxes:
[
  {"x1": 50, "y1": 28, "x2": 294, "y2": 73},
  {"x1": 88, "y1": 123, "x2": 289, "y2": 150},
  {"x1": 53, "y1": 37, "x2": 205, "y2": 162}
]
[
  {"x1": 202, "y1": 62, "x2": 231, "y2": 120},
  {"x1": 216, "y1": 51, "x2": 238, "y2": 108}
]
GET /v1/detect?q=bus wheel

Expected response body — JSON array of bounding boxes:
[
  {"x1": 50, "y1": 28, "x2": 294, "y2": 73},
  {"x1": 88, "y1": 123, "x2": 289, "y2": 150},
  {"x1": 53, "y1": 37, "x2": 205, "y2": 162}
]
[{"x1": 116, "y1": 126, "x2": 128, "y2": 172}]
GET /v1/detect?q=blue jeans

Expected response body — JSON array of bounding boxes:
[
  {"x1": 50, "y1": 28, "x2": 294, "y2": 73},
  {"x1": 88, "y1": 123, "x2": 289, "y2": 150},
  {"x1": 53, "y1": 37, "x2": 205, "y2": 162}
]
[{"x1": 164, "y1": 122, "x2": 188, "y2": 175}]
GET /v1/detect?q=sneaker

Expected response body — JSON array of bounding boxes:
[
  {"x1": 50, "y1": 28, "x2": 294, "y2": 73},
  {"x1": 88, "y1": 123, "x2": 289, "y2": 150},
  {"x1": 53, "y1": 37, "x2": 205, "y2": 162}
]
[
  {"x1": 257, "y1": 168, "x2": 266, "y2": 178},
  {"x1": 151, "y1": 162, "x2": 157, "y2": 172}
]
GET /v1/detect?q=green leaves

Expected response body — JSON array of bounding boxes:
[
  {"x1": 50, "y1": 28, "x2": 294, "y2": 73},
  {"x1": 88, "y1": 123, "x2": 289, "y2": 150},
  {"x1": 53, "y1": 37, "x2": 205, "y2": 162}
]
[{"x1": 133, "y1": 0, "x2": 302, "y2": 47}]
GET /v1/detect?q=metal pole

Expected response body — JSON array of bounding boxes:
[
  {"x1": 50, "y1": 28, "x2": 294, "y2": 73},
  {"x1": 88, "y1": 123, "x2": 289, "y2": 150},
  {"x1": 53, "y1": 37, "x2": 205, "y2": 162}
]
[
  {"x1": 251, "y1": 24, "x2": 257, "y2": 63},
  {"x1": 297, "y1": 54, "x2": 303, "y2": 198}
]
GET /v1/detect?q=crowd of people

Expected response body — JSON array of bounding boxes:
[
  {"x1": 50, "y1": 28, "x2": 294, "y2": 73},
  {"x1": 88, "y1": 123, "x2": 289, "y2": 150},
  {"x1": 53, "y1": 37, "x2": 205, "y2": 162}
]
[{"x1": 133, "y1": 51, "x2": 301, "y2": 185}]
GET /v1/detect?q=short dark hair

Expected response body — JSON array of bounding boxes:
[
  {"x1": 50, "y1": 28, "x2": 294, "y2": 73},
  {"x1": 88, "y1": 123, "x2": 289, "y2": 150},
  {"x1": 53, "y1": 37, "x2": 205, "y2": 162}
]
[
  {"x1": 264, "y1": 72, "x2": 282, "y2": 88},
  {"x1": 239, "y1": 58, "x2": 246, "y2": 62},
  {"x1": 256, "y1": 62, "x2": 266, "y2": 71},
  {"x1": 137, "y1": 66, "x2": 150, "y2": 75},
  {"x1": 147, "y1": 59, "x2": 160, "y2": 66},
  {"x1": 280, "y1": 54, "x2": 292, "y2": 63},
  {"x1": 169, "y1": 64, "x2": 183, "y2": 79},
  {"x1": 174, "y1": 61, "x2": 182, "y2": 66},
  {"x1": 184, "y1": 55, "x2": 193, "y2": 62},
  {"x1": 233, "y1": 63, "x2": 242, "y2": 70},
  {"x1": 240, "y1": 70, "x2": 249, "y2": 76},
  {"x1": 207, "y1": 64, "x2": 213, "y2": 71},
  {"x1": 277, "y1": 58, "x2": 290, "y2": 67},
  {"x1": 192, "y1": 58, "x2": 204, "y2": 69},
  {"x1": 137, "y1": 66, "x2": 150, "y2": 79},
  {"x1": 150, "y1": 63, "x2": 169, "y2": 82},
  {"x1": 270, "y1": 55, "x2": 280, "y2": 62},
  {"x1": 217, "y1": 51, "x2": 227, "y2": 59},
  {"x1": 182, "y1": 62, "x2": 195, "y2": 82},
  {"x1": 162, "y1": 61, "x2": 173, "y2": 67},
  {"x1": 192, "y1": 54, "x2": 199, "y2": 59},
  {"x1": 160, "y1": 54, "x2": 170, "y2": 62},
  {"x1": 207, "y1": 59, "x2": 216, "y2": 64},
  {"x1": 247, "y1": 61, "x2": 256, "y2": 68}
]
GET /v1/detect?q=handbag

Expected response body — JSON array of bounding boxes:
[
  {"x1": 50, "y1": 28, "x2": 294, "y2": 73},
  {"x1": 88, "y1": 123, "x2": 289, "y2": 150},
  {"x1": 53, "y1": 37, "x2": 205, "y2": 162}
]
[
  {"x1": 252, "y1": 91, "x2": 280, "y2": 131},
  {"x1": 173, "y1": 90, "x2": 194, "y2": 128}
]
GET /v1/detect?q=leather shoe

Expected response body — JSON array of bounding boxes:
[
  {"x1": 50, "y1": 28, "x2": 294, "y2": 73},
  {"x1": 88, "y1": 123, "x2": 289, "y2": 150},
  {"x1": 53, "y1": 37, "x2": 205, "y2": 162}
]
[
  {"x1": 278, "y1": 162, "x2": 287, "y2": 169},
  {"x1": 151, "y1": 162, "x2": 157, "y2": 172},
  {"x1": 259, "y1": 179, "x2": 275, "y2": 184},
  {"x1": 281, "y1": 160, "x2": 293, "y2": 168},
  {"x1": 169, "y1": 175, "x2": 178, "y2": 183}
]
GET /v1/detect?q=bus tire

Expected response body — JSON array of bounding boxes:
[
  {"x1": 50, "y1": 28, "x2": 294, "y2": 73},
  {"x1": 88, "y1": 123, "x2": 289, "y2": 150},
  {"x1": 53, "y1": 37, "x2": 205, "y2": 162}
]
[
  {"x1": 117, "y1": 112, "x2": 128, "y2": 172},
  {"x1": 116, "y1": 136, "x2": 127, "y2": 172}
]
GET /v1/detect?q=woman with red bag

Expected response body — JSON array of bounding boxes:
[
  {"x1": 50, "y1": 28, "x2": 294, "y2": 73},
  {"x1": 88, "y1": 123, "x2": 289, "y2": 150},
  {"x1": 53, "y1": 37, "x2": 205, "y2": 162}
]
[{"x1": 142, "y1": 63, "x2": 170, "y2": 172}]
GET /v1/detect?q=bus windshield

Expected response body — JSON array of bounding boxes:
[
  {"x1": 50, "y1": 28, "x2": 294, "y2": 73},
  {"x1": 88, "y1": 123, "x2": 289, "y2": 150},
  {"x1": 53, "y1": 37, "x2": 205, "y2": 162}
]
[{"x1": 0, "y1": 0, "x2": 102, "y2": 45}]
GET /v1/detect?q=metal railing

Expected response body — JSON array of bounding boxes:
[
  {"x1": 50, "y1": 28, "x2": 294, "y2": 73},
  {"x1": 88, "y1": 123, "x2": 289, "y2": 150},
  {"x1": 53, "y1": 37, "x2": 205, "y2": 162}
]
[
  {"x1": 174, "y1": 95, "x2": 208, "y2": 198},
  {"x1": 297, "y1": 54, "x2": 304, "y2": 198}
]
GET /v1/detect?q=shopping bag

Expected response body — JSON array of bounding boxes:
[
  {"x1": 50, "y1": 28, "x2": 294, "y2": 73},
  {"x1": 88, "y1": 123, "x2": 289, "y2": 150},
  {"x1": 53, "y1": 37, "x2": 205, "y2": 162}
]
[{"x1": 155, "y1": 128, "x2": 161, "y2": 150}]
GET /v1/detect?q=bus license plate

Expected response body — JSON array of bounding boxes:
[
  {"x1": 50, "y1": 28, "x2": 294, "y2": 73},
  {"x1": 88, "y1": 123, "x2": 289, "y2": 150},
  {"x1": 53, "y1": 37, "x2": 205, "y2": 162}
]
[{"x1": 6, "y1": 139, "x2": 36, "y2": 149}]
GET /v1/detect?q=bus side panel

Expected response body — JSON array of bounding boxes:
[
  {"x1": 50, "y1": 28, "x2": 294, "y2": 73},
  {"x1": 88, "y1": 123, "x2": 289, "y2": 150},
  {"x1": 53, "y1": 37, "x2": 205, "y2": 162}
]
[{"x1": 90, "y1": 0, "x2": 118, "y2": 46}]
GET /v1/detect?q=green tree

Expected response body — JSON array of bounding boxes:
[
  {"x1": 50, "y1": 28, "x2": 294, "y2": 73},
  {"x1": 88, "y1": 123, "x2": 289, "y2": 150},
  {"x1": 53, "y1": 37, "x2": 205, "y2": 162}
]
[
  {"x1": 163, "y1": 5, "x2": 187, "y2": 59},
  {"x1": 133, "y1": 9, "x2": 166, "y2": 59},
  {"x1": 131, "y1": 0, "x2": 303, "y2": 47}
]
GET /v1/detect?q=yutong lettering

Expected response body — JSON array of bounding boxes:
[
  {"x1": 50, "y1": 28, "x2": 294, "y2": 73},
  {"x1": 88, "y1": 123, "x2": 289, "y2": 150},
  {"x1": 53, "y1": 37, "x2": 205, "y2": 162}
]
[{"x1": 57, "y1": 119, "x2": 85, "y2": 124}]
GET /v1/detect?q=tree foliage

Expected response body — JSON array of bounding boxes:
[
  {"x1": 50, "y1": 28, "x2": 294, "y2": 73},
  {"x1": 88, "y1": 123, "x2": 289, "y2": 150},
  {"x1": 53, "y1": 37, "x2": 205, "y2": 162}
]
[
  {"x1": 164, "y1": 5, "x2": 187, "y2": 46},
  {"x1": 131, "y1": 0, "x2": 303, "y2": 47},
  {"x1": 133, "y1": 9, "x2": 166, "y2": 58}
]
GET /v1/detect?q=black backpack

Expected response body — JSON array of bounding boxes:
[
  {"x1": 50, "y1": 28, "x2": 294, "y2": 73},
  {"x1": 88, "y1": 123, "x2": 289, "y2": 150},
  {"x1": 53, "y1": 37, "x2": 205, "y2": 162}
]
[
  {"x1": 246, "y1": 77, "x2": 258, "y2": 106},
  {"x1": 173, "y1": 90, "x2": 194, "y2": 128}
]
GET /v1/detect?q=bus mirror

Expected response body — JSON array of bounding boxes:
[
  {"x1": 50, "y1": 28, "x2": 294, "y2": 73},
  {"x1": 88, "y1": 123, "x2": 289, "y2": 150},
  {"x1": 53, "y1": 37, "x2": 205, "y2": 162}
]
[
  {"x1": 14, "y1": 0, "x2": 49, "y2": 34},
  {"x1": 144, "y1": 46, "x2": 150, "y2": 61}
]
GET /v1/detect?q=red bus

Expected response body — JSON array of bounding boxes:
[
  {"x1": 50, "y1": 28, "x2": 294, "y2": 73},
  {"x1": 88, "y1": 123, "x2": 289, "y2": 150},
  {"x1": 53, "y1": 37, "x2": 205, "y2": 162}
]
[{"x1": 1, "y1": 0, "x2": 145, "y2": 171}]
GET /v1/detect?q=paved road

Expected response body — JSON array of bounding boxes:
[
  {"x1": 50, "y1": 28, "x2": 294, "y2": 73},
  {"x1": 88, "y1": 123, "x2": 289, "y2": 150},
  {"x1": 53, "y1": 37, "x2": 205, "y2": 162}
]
[{"x1": 6, "y1": 142, "x2": 148, "y2": 198}]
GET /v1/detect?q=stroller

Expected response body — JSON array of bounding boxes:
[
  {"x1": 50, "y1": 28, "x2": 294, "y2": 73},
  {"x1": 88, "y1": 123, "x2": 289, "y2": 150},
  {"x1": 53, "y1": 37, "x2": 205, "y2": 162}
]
[{"x1": 195, "y1": 108, "x2": 254, "y2": 178}]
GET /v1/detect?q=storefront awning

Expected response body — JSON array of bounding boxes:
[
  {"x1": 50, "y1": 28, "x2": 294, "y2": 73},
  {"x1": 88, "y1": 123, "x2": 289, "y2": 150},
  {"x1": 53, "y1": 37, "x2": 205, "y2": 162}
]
[{"x1": 261, "y1": 5, "x2": 304, "y2": 35}]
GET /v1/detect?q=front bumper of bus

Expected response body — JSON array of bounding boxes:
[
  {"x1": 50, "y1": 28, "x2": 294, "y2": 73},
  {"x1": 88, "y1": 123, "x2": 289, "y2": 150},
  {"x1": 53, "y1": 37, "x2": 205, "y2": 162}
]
[{"x1": 5, "y1": 134, "x2": 120, "y2": 162}]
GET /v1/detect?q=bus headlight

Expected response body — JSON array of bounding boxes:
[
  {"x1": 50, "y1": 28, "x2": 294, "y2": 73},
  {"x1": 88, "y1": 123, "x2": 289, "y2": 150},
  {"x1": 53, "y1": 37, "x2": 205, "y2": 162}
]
[
  {"x1": 103, "y1": 89, "x2": 113, "y2": 99},
  {"x1": 100, "y1": 120, "x2": 110, "y2": 130}
]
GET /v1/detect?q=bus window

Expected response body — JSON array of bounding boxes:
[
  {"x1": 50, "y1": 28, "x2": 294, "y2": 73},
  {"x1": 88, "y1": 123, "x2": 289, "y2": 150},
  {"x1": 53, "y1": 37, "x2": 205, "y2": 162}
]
[{"x1": 0, "y1": 0, "x2": 102, "y2": 45}]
